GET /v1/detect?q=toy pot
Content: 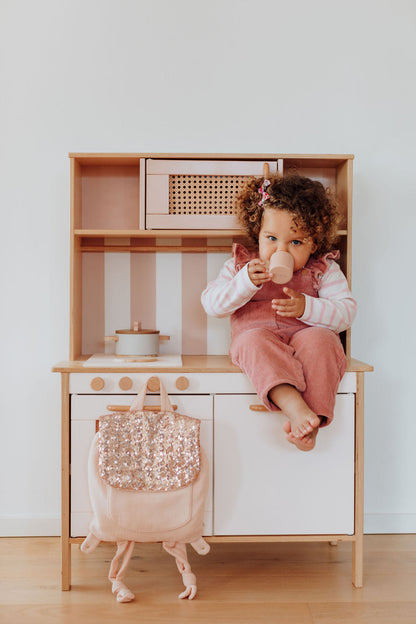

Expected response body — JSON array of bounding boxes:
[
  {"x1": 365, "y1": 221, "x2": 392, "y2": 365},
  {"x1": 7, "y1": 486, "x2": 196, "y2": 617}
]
[
  {"x1": 269, "y1": 251, "x2": 294, "y2": 284},
  {"x1": 104, "y1": 321, "x2": 170, "y2": 356}
]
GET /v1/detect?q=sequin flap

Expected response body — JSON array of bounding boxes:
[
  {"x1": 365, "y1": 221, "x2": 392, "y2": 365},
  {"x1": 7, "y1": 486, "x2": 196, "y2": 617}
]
[{"x1": 98, "y1": 410, "x2": 201, "y2": 492}]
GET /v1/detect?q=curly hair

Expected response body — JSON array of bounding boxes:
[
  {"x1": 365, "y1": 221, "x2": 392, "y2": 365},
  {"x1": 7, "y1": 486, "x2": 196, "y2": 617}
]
[{"x1": 235, "y1": 173, "x2": 341, "y2": 257}]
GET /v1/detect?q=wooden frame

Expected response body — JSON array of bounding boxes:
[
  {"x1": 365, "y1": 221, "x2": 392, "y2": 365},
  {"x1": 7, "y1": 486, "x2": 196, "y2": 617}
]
[
  {"x1": 60, "y1": 373, "x2": 71, "y2": 590},
  {"x1": 57, "y1": 152, "x2": 371, "y2": 592}
]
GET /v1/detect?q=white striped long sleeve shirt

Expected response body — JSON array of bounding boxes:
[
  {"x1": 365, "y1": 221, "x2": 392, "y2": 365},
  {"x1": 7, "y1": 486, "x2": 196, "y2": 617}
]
[{"x1": 201, "y1": 258, "x2": 357, "y2": 334}]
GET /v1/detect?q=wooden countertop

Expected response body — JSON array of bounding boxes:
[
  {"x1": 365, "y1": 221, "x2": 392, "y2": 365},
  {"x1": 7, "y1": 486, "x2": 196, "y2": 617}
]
[{"x1": 52, "y1": 355, "x2": 373, "y2": 374}]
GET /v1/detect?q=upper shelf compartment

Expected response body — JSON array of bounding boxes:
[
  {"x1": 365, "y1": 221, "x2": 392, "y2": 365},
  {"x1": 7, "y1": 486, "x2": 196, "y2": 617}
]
[
  {"x1": 70, "y1": 154, "x2": 353, "y2": 235},
  {"x1": 70, "y1": 154, "x2": 144, "y2": 231},
  {"x1": 281, "y1": 157, "x2": 352, "y2": 230},
  {"x1": 146, "y1": 159, "x2": 281, "y2": 230}
]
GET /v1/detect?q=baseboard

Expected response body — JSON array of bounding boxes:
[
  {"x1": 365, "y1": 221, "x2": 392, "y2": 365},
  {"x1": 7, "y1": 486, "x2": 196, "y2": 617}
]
[
  {"x1": 0, "y1": 515, "x2": 60, "y2": 537},
  {"x1": 364, "y1": 513, "x2": 416, "y2": 534},
  {"x1": 1, "y1": 513, "x2": 415, "y2": 537}
]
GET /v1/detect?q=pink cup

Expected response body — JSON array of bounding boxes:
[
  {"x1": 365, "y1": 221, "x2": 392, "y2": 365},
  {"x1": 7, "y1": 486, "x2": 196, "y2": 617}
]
[{"x1": 269, "y1": 251, "x2": 294, "y2": 284}]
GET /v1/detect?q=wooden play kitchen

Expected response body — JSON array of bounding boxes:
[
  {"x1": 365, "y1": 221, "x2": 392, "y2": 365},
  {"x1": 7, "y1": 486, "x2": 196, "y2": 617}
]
[{"x1": 53, "y1": 152, "x2": 372, "y2": 591}]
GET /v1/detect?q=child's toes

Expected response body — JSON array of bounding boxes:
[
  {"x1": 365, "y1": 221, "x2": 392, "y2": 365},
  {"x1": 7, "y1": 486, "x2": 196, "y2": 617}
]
[
  {"x1": 308, "y1": 415, "x2": 321, "y2": 429},
  {"x1": 294, "y1": 424, "x2": 311, "y2": 438}
]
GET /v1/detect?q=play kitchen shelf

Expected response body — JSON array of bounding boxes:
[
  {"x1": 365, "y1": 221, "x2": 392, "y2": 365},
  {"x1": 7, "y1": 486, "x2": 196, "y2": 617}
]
[
  {"x1": 70, "y1": 153, "x2": 352, "y2": 359},
  {"x1": 55, "y1": 153, "x2": 372, "y2": 592}
]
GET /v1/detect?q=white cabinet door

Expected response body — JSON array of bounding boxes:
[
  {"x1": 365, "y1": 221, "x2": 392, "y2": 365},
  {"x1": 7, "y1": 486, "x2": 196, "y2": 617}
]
[
  {"x1": 213, "y1": 394, "x2": 355, "y2": 535},
  {"x1": 71, "y1": 394, "x2": 213, "y2": 537}
]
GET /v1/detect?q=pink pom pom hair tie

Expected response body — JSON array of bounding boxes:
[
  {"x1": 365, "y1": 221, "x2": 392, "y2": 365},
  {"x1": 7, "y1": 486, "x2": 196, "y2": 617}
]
[{"x1": 258, "y1": 179, "x2": 271, "y2": 207}]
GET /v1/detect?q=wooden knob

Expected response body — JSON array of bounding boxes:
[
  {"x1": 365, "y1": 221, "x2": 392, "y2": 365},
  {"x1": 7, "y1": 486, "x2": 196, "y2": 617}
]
[
  {"x1": 175, "y1": 376, "x2": 189, "y2": 391},
  {"x1": 90, "y1": 377, "x2": 104, "y2": 391},
  {"x1": 147, "y1": 376, "x2": 160, "y2": 392},
  {"x1": 119, "y1": 376, "x2": 133, "y2": 391}
]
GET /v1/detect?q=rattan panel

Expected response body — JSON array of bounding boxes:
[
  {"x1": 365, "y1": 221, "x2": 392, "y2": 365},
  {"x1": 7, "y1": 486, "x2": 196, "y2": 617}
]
[{"x1": 169, "y1": 174, "x2": 249, "y2": 216}]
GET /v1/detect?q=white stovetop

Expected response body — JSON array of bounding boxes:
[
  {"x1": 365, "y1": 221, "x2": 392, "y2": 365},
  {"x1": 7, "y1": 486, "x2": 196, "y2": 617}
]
[{"x1": 83, "y1": 353, "x2": 183, "y2": 368}]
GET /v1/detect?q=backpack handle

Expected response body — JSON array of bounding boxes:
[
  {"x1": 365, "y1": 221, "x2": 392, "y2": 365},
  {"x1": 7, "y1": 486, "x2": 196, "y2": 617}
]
[{"x1": 129, "y1": 377, "x2": 173, "y2": 413}]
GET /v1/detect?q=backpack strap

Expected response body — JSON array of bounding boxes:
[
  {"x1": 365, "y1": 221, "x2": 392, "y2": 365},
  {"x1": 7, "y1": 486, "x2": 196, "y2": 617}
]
[
  {"x1": 108, "y1": 541, "x2": 136, "y2": 603},
  {"x1": 80, "y1": 532, "x2": 100, "y2": 553},
  {"x1": 190, "y1": 536, "x2": 210, "y2": 555},
  {"x1": 162, "y1": 542, "x2": 197, "y2": 600},
  {"x1": 129, "y1": 377, "x2": 173, "y2": 412}
]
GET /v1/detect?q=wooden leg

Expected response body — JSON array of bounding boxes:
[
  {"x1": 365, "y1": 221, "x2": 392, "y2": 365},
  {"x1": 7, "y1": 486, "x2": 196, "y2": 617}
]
[
  {"x1": 61, "y1": 373, "x2": 71, "y2": 590},
  {"x1": 61, "y1": 539, "x2": 71, "y2": 591},
  {"x1": 353, "y1": 372, "x2": 365, "y2": 588},
  {"x1": 352, "y1": 534, "x2": 363, "y2": 588}
]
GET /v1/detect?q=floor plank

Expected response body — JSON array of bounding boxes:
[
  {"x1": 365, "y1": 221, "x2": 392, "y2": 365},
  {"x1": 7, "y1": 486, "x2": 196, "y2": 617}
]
[{"x1": 0, "y1": 536, "x2": 415, "y2": 623}]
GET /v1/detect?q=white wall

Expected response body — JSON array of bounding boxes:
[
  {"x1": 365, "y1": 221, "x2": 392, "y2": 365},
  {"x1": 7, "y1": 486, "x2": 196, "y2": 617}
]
[{"x1": 1, "y1": 0, "x2": 415, "y2": 535}]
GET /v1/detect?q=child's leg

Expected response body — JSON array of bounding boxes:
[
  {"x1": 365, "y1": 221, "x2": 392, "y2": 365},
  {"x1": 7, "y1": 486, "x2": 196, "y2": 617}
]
[
  {"x1": 280, "y1": 327, "x2": 347, "y2": 451},
  {"x1": 230, "y1": 327, "x2": 320, "y2": 442},
  {"x1": 229, "y1": 327, "x2": 342, "y2": 451},
  {"x1": 290, "y1": 327, "x2": 347, "y2": 424},
  {"x1": 229, "y1": 328, "x2": 308, "y2": 413}
]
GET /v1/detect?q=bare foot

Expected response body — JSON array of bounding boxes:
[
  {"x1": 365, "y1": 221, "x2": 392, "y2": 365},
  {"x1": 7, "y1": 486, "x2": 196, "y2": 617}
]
[
  {"x1": 268, "y1": 384, "x2": 321, "y2": 439},
  {"x1": 283, "y1": 421, "x2": 319, "y2": 451}
]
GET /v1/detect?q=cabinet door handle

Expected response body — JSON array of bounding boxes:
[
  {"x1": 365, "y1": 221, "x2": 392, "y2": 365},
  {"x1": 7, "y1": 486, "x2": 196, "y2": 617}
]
[
  {"x1": 249, "y1": 404, "x2": 268, "y2": 411},
  {"x1": 105, "y1": 404, "x2": 177, "y2": 412},
  {"x1": 249, "y1": 404, "x2": 281, "y2": 412}
]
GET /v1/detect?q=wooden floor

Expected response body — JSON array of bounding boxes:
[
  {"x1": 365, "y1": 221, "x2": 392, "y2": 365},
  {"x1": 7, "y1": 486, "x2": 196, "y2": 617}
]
[{"x1": 1, "y1": 535, "x2": 416, "y2": 623}]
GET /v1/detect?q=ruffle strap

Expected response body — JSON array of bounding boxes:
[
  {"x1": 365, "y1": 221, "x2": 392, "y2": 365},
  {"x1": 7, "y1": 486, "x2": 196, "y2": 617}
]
[
  {"x1": 232, "y1": 243, "x2": 257, "y2": 272},
  {"x1": 308, "y1": 250, "x2": 340, "y2": 290}
]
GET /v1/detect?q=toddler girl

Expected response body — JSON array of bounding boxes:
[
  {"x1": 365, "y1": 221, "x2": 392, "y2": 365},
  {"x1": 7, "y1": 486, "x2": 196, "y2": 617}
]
[{"x1": 201, "y1": 173, "x2": 357, "y2": 451}]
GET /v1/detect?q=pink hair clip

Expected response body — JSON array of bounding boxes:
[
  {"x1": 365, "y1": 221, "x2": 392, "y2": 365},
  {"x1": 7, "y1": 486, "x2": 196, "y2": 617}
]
[{"x1": 258, "y1": 179, "x2": 271, "y2": 207}]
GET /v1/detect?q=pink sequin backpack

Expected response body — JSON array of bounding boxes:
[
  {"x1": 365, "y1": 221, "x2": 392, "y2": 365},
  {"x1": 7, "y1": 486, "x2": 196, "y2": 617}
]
[{"x1": 81, "y1": 377, "x2": 210, "y2": 603}]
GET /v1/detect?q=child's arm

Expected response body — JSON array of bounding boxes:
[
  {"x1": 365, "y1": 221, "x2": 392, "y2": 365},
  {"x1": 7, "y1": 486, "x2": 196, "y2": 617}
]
[
  {"x1": 301, "y1": 261, "x2": 357, "y2": 332},
  {"x1": 201, "y1": 258, "x2": 260, "y2": 318},
  {"x1": 272, "y1": 260, "x2": 357, "y2": 332}
]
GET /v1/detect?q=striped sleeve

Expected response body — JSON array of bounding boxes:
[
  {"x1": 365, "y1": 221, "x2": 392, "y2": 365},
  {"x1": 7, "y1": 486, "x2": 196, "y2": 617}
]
[
  {"x1": 300, "y1": 260, "x2": 357, "y2": 333},
  {"x1": 201, "y1": 258, "x2": 260, "y2": 317}
]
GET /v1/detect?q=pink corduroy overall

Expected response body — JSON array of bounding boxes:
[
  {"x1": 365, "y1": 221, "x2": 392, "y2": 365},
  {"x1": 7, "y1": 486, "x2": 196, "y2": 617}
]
[{"x1": 229, "y1": 245, "x2": 347, "y2": 424}]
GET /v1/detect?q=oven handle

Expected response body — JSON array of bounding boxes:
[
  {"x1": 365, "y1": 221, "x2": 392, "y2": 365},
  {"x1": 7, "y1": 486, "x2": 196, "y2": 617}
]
[{"x1": 105, "y1": 404, "x2": 178, "y2": 412}]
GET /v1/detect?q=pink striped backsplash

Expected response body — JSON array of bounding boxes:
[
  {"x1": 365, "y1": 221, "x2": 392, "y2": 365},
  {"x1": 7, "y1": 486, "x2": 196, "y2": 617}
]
[
  {"x1": 81, "y1": 241, "x2": 232, "y2": 356},
  {"x1": 181, "y1": 240, "x2": 208, "y2": 355}
]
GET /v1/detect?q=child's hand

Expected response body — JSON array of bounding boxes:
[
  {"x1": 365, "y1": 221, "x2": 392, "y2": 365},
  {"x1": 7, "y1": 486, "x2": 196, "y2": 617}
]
[
  {"x1": 272, "y1": 288, "x2": 306, "y2": 318},
  {"x1": 247, "y1": 259, "x2": 272, "y2": 287}
]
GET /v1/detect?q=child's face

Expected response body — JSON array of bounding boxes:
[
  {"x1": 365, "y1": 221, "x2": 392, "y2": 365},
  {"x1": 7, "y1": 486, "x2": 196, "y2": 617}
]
[{"x1": 258, "y1": 208, "x2": 317, "y2": 271}]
